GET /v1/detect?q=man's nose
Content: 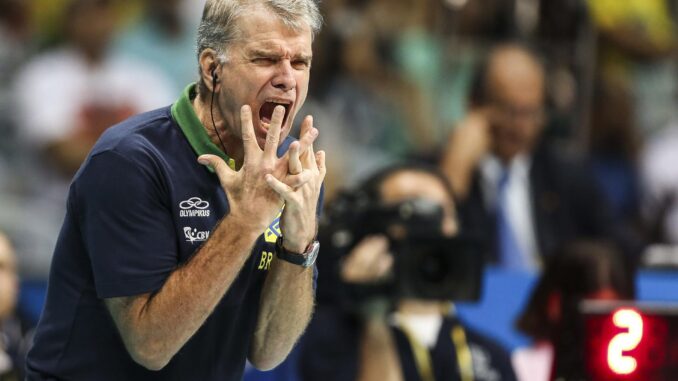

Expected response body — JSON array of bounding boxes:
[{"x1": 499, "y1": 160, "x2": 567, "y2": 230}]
[{"x1": 272, "y1": 60, "x2": 296, "y2": 91}]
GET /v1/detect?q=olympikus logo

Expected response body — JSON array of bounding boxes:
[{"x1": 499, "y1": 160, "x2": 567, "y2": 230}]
[
  {"x1": 179, "y1": 197, "x2": 211, "y2": 217},
  {"x1": 184, "y1": 227, "x2": 209, "y2": 243}
]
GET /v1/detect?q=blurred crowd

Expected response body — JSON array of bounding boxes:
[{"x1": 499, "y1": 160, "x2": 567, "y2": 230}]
[
  {"x1": 0, "y1": 0, "x2": 199, "y2": 280},
  {"x1": 1, "y1": 0, "x2": 678, "y2": 379}
]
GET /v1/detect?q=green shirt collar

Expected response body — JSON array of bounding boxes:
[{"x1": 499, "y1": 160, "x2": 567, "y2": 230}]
[{"x1": 171, "y1": 83, "x2": 236, "y2": 170}]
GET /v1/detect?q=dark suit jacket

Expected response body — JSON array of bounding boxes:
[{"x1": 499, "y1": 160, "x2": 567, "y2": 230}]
[{"x1": 458, "y1": 142, "x2": 623, "y2": 264}]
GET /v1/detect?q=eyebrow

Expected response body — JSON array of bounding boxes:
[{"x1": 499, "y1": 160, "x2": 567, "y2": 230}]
[{"x1": 249, "y1": 48, "x2": 312, "y2": 62}]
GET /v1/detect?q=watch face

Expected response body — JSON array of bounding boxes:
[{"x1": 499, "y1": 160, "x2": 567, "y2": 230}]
[{"x1": 301, "y1": 241, "x2": 320, "y2": 268}]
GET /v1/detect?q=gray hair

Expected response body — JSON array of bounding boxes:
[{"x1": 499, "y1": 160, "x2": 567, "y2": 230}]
[{"x1": 196, "y1": 0, "x2": 322, "y2": 96}]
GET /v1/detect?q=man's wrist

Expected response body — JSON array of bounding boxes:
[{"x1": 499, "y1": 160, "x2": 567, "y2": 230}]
[
  {"x1": 279, "y1": 234, "x2": 316, "y2": 253},
  {"x1": 226, "y1": 207, "x2": 272, "y2": 235},
  {"x1": 282, "y1": 240, "x2": 311, "y2": 253}
]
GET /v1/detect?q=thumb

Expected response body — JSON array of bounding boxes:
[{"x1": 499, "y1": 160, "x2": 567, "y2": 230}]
[{"x1": 198, "y1": 154, "x2": 235, "y2": 186}]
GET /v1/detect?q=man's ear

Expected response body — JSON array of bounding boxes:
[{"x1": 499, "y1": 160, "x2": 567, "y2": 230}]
[{"x1": 199, "y1": 49, "x2": 221, "y2": 92}]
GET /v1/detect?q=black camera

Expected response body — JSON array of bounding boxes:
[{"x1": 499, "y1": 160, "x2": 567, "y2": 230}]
[{"x1": 319, "y1": 191, "x2": 484, "y2": 301}]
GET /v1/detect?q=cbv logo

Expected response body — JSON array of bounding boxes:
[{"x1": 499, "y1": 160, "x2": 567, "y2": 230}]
[{"x1": 183, "y1": 227, "x2": 210, "y2": 244}]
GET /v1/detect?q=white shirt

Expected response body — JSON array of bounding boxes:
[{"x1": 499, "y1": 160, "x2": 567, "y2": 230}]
[
  {"x1": 391, "y1": 312, "x2": 443, "y2": 349},
  {"x1": 14, "y1": 47, "x2": 174, "y2": 147},
  {"x1": 479, "y1": 154, "x2": 541, "y2": 271},
  {"x1": 512, "y1": 342, "x2": 554, "y2": 381}
]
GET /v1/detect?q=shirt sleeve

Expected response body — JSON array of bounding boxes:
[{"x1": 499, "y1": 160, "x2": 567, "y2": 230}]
[{"x1": 74, "y1": 148, "x2": 178, "y2": 299}]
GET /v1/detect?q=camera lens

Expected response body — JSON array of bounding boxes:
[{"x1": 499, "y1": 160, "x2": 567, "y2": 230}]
[{"x1": 417, "y1": 249, "x2": 448, "y2": 283}]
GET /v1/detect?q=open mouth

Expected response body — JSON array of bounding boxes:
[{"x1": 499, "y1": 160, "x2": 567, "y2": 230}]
[{"x1": 259, "y1": 100, "x2": 291, "y2": 129}]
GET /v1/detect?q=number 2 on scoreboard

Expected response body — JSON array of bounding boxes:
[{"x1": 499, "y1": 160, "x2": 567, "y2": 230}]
[{"x1": 608, "y1": 309, "x2": 643, "y2": 375}]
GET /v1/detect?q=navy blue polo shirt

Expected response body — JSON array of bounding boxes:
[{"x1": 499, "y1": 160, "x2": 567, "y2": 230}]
[{"x1": 26, "y1": 84, "x2": 319, "y2": 381}]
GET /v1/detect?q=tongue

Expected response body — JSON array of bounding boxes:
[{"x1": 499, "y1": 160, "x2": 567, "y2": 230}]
[{"x1": 259, "y1": 102, "x2": 277, "y2": 124}]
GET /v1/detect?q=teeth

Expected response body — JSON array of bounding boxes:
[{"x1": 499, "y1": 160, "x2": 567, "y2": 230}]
[{"x1": 266, "y1": 99, "x2": 291, "y2": 105}]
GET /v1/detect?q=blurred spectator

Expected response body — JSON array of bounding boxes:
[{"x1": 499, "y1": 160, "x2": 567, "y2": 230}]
[
  {"x1": 299, "y1": 10, "x2": 415, "y2": 194},
  {"x1": 0, "y1": 232, "x2": 33, "y2": 381},
  {"x1": 28, "y1": 0, "x2": 143, "y2": 49},
  {"x1": 584, "y1": 0, "x2": 678, "y2": 261},
  {"x1": 640, "y1": 122, "x2": 678, "y2": 246},
  {"x1": 301, "y1": 0, "x2": 450, "y2": 197},
  {"x1": 586, "y1": 0, "x2": 677, "y2": 136},
  {"x1": 0, "y1": 0, "x2": 32, "y2": 89},
  {"x1": 512, "y1": 240, "x2": 634, "y2": 381},
  {"x1": 588, "y1": 78, "x2": 642, "y2": 228},
  {"x1": 423, "y1": 0, "x2": 518, "y2": 153},
  {"x1": 9, "y1": 0, "x2": 173, "y2": 278},
  {"x1": 14, "y1": 0, "x2": 173, "y2": 178},
  {"x1": 0, "y1": 0, "x2": 33, "y2": 158},
  {"x1": 300, "y1": 164, "x2": 516, "y2": 381},
  {"x1": 114, "y1": 0, "x2": 199, "y2": 94},
  {"x1": 25, "y1": 0, "x2": 72, "y2": 48},
  {"x1": 441, "y1": 43, "x2": 620, "y2": 271},
  {"x1": 0, "y1": 0, "x2": 32, "y2": 237},
  {"x1": 534, "y1": 0, "x2": 595, "y2": 142}
]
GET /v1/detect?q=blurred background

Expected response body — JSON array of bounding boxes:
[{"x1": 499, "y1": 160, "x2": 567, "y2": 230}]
[{"x1": 1, "y1": 0, "x2": 678, "y2": 380}]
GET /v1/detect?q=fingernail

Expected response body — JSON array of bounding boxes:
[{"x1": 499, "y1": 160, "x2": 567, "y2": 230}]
[{"x1": 197, "y1": 157, "x2": 209, "y2": 165}]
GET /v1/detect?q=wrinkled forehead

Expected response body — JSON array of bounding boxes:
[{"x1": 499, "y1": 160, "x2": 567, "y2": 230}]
[
  {"x1": 227, "y1": 19, "x2": 313, "y2": 65},
  {"x1": 239, "y1": 35, "x2": 312, "y2": 57}
]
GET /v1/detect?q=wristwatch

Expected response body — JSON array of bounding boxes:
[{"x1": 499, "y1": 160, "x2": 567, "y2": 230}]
[{"x1": 275, "y1": 237, "x2": 320, "y2": 268}]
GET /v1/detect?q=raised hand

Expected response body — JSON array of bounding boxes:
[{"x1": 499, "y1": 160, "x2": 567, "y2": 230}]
[
  {"x1": 340, "y1": 235, "x2": 393, "y2": 284},
  {"x1": 441, "y1": 108, "x2": 491, "y2": 199},
  {"x1": 197, "y1": 105, "x2": 319, "y2": 233},
  {"x1": 265, "y1": 115, "x2": 326, "y2": 253}
]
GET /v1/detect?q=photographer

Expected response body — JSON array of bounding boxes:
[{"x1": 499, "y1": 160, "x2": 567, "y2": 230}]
[{"x1": 300, "y1": 164, "x2": 516, "y2": 381}]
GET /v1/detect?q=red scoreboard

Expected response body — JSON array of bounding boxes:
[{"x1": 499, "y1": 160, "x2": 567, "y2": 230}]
[{"x1": 581, "y1": 301, "x2": 678, "y2": 381}]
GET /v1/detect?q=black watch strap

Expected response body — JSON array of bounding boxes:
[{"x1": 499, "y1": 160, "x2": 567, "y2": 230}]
[{"x1": 275, "y1": 237, "x2": 319, "y2": 268}]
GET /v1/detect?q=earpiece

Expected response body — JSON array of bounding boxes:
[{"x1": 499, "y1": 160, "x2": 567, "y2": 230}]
[{"x1": 211, "y1": 67, "x2": 219, "y2": 85}]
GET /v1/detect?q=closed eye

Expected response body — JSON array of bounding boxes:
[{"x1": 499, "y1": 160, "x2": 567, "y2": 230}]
[
  {"x1": 292, "y1": 59, "x2": 311, "y2": 70},
  {"x1": 252, "y1": 57, "x2": 277, "y2": 65}
]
